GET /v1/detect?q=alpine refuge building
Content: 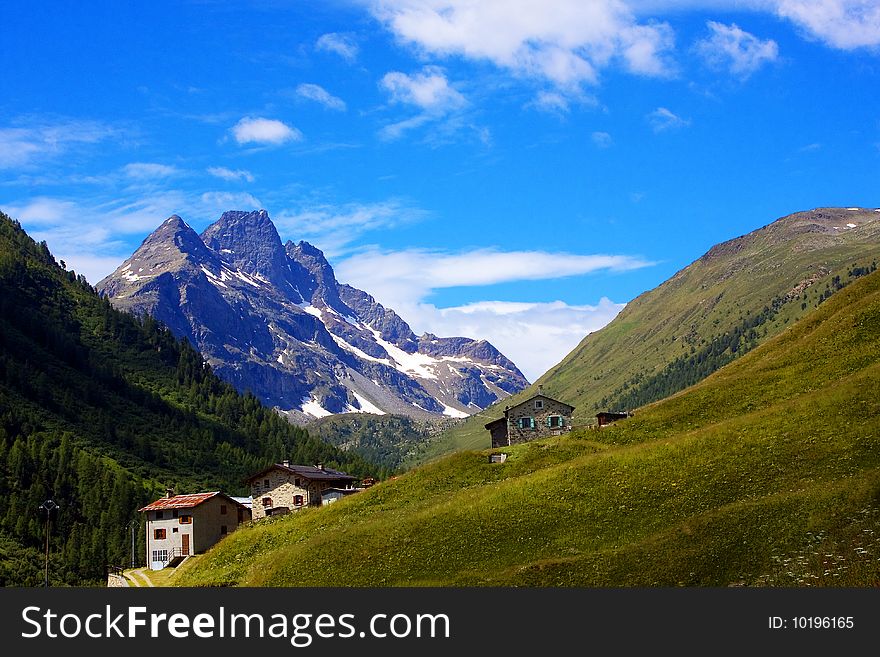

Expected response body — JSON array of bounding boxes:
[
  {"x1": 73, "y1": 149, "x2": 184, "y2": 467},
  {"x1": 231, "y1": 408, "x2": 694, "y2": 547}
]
[
  {"x1": 246, "y1": 462, "x2": 359, "y2": 519},
  {"x1": 485, "y1": 393, "x2": 575, "y2": 448},
  {"x1": 139, "y1": 491, "x2": 251, "y2": 570},
  {"x1": 596, "y1": 411, "x2": 631, "y2": 427}
]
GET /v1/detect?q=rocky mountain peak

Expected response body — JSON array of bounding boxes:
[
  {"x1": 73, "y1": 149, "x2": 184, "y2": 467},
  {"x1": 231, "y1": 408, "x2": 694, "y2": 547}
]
[
  {"x1": 201, "y1": 209, "x2": 287, "y2": 282},
  {"x1": 144, "y1": 214, "x2": 208, "y2": 253},
  {"x1": 285, "y1": 240, "x2": 345, "y2": 309},
  {"x1": 99, "y1": 209, "x2": 529, "y2": 422}
]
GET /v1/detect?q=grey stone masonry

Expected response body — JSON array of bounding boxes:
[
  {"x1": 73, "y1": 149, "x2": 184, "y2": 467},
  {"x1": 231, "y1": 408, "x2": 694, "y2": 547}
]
[
  {"x1": 247, "y1": 463, "x2": 357, "y2": 519},
  {"x1": 486, "y1": 393, "x2": 575, "y2": 447}
]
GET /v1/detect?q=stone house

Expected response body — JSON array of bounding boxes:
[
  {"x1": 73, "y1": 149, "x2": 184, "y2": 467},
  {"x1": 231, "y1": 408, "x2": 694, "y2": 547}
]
[
  {"x1": 139, "y1": 491, "x2": 251, "y2": 570},
  {"x1": 245, "y1": 461, "x2": 358, "y2": 520},
  {"x1": 485, "y1": 393, "x2": 575, "y2": 448}
]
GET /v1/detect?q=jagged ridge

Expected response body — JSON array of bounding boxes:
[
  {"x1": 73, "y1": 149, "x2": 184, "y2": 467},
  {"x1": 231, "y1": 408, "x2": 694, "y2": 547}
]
[{"x1": 98, "y1": 210, "x2": 528, "y2": 422}]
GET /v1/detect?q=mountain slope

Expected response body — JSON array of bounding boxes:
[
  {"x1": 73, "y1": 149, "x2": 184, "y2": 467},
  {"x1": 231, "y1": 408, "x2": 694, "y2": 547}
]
[
  {"x1": 429, "y1": 207, "x2": 880, "y2": 456},
  {"x1": 308, "y1": 413, "x2": 458, "y2": 471},
  {"x1": 98, "y1": 210, "x2": 527, "y2": 422},
  {"x1": 0, "y1": 210, "x2": 375, "y2": 585},
  {"x1": 172, "y1": 263, "x2": 880, "y2": 587}
]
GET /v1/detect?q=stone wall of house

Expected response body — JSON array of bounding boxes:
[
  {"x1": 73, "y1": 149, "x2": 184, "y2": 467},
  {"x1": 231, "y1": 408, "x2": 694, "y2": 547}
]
[
  {"x1": 506, "y1": 395, "x2": 573, "y2": 445},
  {"x1": 250, "y1": 468, "x2": 325, "y2": 519}
]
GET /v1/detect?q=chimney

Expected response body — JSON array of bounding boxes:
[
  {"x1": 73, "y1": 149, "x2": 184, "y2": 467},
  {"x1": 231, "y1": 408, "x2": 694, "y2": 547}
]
[
  {"x1": 165, "y1": 487, "x2": 174, "y2": 499},
  {"x1": 316, "y1": 463, "x2": 324, "y2": 471},
  {"x1": 282, "y1": 459, "x2": 290, "y2": 468}
]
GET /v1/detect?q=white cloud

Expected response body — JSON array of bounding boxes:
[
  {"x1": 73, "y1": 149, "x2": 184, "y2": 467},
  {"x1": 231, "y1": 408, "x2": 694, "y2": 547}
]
[
  {"x1": 647, "y1": 106, "x2": 690, "y2": 132},
  {"x1": 5, "y1": 197, "x2": 128, "y2": 282},
  {"x1": 273, "y1": 200, "x2": 426, "y2": 256},
  {"x1": 381, "y1": 66, "x2": 467, "y2": 112},
  {"x1": 630, "y1": 1, "x2": 880, "y2": 50},
  {"x1": 774, "y1": 0, "x2": 880, "y2": 50},
  {"x1": 592, "y1": 131, "x2": 613, "y2": 148},
  {"x1": 199, "y1": 192, "x2": 263, "y2": 213},
  {"x1": 231, "y1": 117, "x2": 302, "y2": 145},
  {"x1": 296, "y1": 83, "x2": 347, "y2": 111},
  {"x1": 378, "y1": 114, "x2": 434, "y2": 141},
  {"x1": 335, "y1": 247, "x2": 650, "y2": 307},
  {"x1": 4, "y1": 197, "x2": 78, "y2": 225},
  {"x1": 411, "y1": 298, "x2": 626, "y2": 381},
  {"x1": 5, "y1": 189, "x2": 263, "y2": 284},
  {"x1": 369, "y1": 0, "x2": 676, "y2": 89},
  {"x1": 316, "y1": 32, "x2": 359, "y2": 61},
  {"x1": 531, "y1": 90, "x2": 571, "y2": 114},
  {"x1": 695, "y1": 21, "x2": 779, "y2": 78},
  {"x1": 207, "y1": 166, "x2": 255, "y2": 182},
  {"x1": 334, "y1": 247, "x2": 648, "y2": 380},
  {"x1": 0, "y1": 118, "x2": 122, "y2": 169},
  {"x1": 379, "y1": 66, "x2": 468, "y2": 140},
  {"x1": 122, "y1": 162, "x2": 180, "y2": 179}
]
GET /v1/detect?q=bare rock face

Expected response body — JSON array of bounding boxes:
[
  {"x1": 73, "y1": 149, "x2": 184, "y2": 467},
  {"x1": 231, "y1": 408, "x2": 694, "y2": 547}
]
[{"x1": 98, "y1": 210, "x2": 528, "y2": 422}]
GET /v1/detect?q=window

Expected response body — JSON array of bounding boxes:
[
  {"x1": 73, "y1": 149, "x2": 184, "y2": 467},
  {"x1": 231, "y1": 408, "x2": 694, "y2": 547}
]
[
  {"x1": 151, "y1": 550, "x2": 168, "y2": 564},
  {"x1": 548, "y1": 416, "x2": 564, "y2": 428},
  {"x1": 293, "y1": 495, "x2": 304, "y2": 506},
  {"x1": 220, "y1": 504, "x2": 227, "y2": 515},
  {"x1": 518, "y1": 417, "x2": 535, "y2": 430},
  {"x1": 534, "y1": 399, "x2": 544, "y2": 410},
  {"x1": 220, "y1": 525, "x2": 228, "y2": 536},
  {"x1": 262, "y1": 497, "x2": 273, "y2": 508},
  {"x1": 155, "y1": 511, "x2": 164, "y2": 520},
  {"x1": 154, "y1": 528, "x2": 166, "y2": 540},
  {"x1": 179, "y1": 515, "x2": 192, "y2": 524},
  {"x1": 172, "y1": 510, "x2": 179, "y2": 519},
  {"x1": 172, "y1": 528, "x2": 178, "y2": 534},
  {"x1": 264, "y1": 479, "x2": 270, "y2": 487},
  {"x1": 294, "y1": 478, "x2": 301, "y2": 487}
]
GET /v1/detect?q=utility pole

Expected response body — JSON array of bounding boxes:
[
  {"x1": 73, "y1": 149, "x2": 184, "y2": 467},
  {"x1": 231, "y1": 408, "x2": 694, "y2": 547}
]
[
  {"x1": 39, "y1": 500, "x2": 58, "y2": 588},
  {"x1": 128, "y1": 519, "x2": 138, "y2": 569}
]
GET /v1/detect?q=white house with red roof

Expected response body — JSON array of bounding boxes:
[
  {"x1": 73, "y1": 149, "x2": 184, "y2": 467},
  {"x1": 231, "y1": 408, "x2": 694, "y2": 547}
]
[{"x1": 139, "y1": 490, "x2": 251, "y2": 570}]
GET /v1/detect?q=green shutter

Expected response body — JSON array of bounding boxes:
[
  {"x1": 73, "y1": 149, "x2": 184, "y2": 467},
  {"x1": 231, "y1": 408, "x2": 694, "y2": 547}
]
[
  {"x1": 546, "y1": 416, "x2": 552, "y2": 428},
  {"x1": 530, "y1": 417, "x2": 535, "y2": 429}
]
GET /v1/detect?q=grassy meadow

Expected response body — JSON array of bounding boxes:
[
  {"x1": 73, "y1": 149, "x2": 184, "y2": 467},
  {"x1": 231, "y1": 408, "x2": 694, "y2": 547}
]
[{"x1": 169, "y1": 268, "x2": 880, "y2": 587}]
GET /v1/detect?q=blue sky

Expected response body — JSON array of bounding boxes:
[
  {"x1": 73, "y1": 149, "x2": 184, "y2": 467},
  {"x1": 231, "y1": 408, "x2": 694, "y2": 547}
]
[{"x1": 2, "y1": 0, "x2": 879, "y2": 380}]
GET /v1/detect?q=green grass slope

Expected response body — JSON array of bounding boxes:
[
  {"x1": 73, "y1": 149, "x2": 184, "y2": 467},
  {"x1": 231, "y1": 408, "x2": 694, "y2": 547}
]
[
  {"x1": 431, "y1": 207, "x2": 880, "y2": 457},
  {"x1": 172, "y1": 267, "x2": 880, "y2": 587}
]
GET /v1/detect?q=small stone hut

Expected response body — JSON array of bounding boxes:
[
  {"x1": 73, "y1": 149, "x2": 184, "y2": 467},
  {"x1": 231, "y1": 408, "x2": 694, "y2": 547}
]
[{"x1": 485, "y1": 393, "x2": 575, "y2": 448}]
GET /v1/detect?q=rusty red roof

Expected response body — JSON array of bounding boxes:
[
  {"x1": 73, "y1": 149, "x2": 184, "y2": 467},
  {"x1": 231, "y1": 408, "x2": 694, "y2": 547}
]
[{"x1": 139, "y1": 491, "x2": 224, "y2": 512}]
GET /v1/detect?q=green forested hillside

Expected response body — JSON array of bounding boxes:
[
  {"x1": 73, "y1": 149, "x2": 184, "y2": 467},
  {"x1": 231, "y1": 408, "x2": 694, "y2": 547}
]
[
  {"x1": 0, "y1": 211, "x2": 375, "y2": 585},
  {"x1": 430, "y1": 207, "x2": 880, "y2": 458},
  {"x1": 308, "y1": 413, "x2": 458, "y2": 474},
  {"x1": 172, "y1": 265, "x2": 880, "y2": 587}
]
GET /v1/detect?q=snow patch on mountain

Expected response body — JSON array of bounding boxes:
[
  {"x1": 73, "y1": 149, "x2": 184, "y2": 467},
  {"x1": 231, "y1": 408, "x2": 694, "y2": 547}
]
[
  {"x1": 371, "y1": 330, "x2": 439, "y2": 380},
  {"x1": 351, "y1": 392, "x2": 385, "y2": 415},
  {"x1": 301, "y1": 396, "x2": 333, "y2": 418}
]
